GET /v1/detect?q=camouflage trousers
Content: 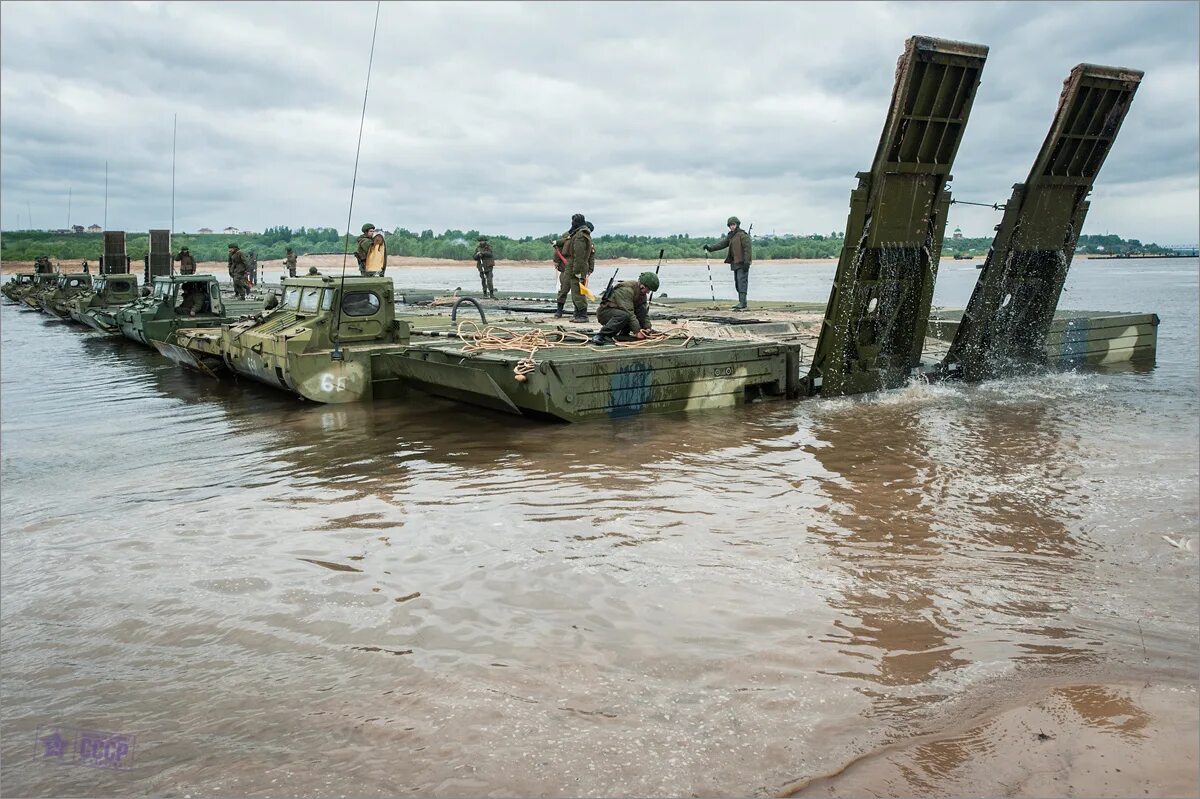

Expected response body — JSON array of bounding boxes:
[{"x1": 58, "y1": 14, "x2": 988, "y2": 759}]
[
  {"x1": 476, "y1": 264, "x2": 494, "y2": 295},
  {"x1": 556, "y1": 269, "x2": 588, "y2": 313},
  {"x1": 596, "y1": 307, "x2": 638, "y2": 339},
  {"x1": 233, "y1": 276, "x2": 251, "y2": 299}
]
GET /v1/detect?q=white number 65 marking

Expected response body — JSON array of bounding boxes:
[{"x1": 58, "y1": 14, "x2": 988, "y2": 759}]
[{"x1": 320, "y1": 373, "x2": 348, "y2": 392}]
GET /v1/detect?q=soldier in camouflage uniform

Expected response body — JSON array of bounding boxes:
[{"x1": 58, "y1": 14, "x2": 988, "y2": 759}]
[
  {"x1": 355, "y1": 223, "x2": 385, "y2": 275},
  {"x1": 703, "y1": 216, "x2": 753, "y2": 310},
  {"x1": 473, "y1": 237, "x2": 497, "y2": 298},
  {"x1": 228, "y1": 243, "x2": 251, "y2": 300},
  {"x1": 556, "y1": 213, "x2": 594, "y2": 322},
  {"x1": 590, "y1": 272, "x2": 659, "y2": 345},
  {"x1": 284, "y1": 247, "x2": 298, "y2": 278},
  {"x1": 34, "y1": 255, "x2": 53, "y2": 274},
  {"x1": 175, "y1": 246, "x2": 197, "y2": 275}
]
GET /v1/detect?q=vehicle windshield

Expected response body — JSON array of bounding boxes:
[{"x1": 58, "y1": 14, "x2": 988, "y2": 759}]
[
  {"x1": 298, "y1": 287, "x2": 321, "y2": 314},
  {"x1": 93, "y1": 280, "x2": 106, "y2": 293},
  {"x1": 321, "y1": 290, "x2": 334, "y2": 311},
  {"x1": 153, "y1": 281, "x2": 174, "y2": 300},
  {"x1": 284, "y1": 286, "x2": 302, "y2": 308}
]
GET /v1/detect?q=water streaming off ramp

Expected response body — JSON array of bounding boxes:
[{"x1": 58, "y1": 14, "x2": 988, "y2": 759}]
[{"x1": 1, "y1": 259, "x2": 1196, "y2": 796}]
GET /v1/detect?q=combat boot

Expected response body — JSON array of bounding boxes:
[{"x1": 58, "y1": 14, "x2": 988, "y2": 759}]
[
  {"x1": 554, "y1": 302, "x2": 565, "y2": 318},
  {"x1": 732, "y1": 292, "x2": 748, "y2": 310},
  {"x1": 571, "y1": 311, "x2": 588, "y2": 323},
  {"x1": 590, "y1": 333, "x2": 613, "y2": 346}
]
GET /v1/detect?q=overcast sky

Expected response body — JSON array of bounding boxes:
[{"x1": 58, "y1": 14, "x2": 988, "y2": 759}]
[{"x1": 1, "y1": 0, "x2": 1197, "y2": 243}]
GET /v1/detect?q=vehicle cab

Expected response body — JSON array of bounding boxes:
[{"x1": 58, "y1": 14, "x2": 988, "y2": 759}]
[
  {"x1": 41, "y1": 272, "x2": 93, "y2": 316},
  {"x1": 116, "y1": 274, "x2": 229, "y2": 345},
  {"x1": 2, "y1": 273, "x2": 35, "y2": 301}
]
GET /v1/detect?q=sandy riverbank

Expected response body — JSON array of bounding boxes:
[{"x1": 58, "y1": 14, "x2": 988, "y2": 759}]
[
  {"x1": 782, "y1": 679, "x2": 1198, "y2": 798},
  {"x1": 4, "y1": 253, "x2": 1089, "y2": 276}
]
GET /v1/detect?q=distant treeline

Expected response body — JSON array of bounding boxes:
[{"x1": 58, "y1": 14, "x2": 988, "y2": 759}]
[{"x1": 0, "y1": 227, "x2": 1177, "y2": 263}]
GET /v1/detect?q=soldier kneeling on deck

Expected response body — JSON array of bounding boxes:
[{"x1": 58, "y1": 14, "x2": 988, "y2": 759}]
[{"x1": 590, "y1": 272, "x2": 659, "y2": 346}]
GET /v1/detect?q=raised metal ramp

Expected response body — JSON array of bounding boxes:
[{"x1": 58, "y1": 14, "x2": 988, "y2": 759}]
[
  {"x1": 147, "y1": 229, "x2": 171, "y2": 281},
  {"x1": 941, "y1": 64, "x2": 1143, "y2": 380},
  {"x1": 101, "y1": 231, "x2": 129, "y2": 275},
  {"x1": 804, "y1": 36, "x2": 988, "y2": 397}
]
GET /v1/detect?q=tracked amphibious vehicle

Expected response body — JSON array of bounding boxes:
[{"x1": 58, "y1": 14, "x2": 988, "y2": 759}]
[
  {"x1": 65, "y1": 273, "x2": 140, "y2": 326},
  {"x1": 2, "y1": 274, "x2": 36, "y2": 303},
  {"x1": 101, "y1": 274, "x2": 262, "y2": 345},
  {"x1": 35, "y1": 273, "x2": 94, "y2": 318}
]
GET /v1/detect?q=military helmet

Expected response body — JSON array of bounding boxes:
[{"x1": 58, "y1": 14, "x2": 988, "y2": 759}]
[
  {"x1": 571, "y1": 213, "x2": 585, "y2": 227},
  {"x1": 180, "y1": 247, "x2": 189, "y2": 252},
  {"x1": 228, "y1": 243, "x2": 238, "y2": 249},
  {"x1": 362, "y1": 223, "x2": 375, "y2": 233},
  {"x1": 308, "y1": 266, "x2": 320, "y2": 275},
  {"x1": 477, "y1": 237, "x2": 487, "y2": 242},
  {"x1": 285, "y1": 247, "x2": 294, "y2": 252},
  {"x1": 638, "y1": 271, "x2": 660, "y2": 291},
  {"x1": 727, "y1": 216, "x2": 740, "y2": 226}
]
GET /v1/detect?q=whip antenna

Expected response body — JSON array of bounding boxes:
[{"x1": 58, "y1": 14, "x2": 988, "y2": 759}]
[
  {"x1": 333, "y1": 0, "x2": 381, "y2": 360},
  {"x1": 171, "y1": 114, "x2": 177, "y2": 235}
]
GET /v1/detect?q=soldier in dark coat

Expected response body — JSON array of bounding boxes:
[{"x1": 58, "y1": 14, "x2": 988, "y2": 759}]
[
  {"x1": 228, "y1": 243, "x2": 251, "y2": 299},
  {"x1": 590, "y1": 272, "x2": 659, "y2": 345},
  {"x1": 175, "y1": 246, "x2": 197, "y2": 275},
  {"x1": 473, "y1": 238, "x2": 497, "y2": 298},
  {"x1": 703, "y1": 215, "x2": 753, "y2": 310},
  {"x1": 560, "y1": 213, "x2": 595, "y2": 322},
  {"x1": 284, "y1": 247, "x2": 298, "y2": 278}
]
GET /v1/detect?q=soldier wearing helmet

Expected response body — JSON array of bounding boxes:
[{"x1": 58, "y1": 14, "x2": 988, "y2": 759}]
[
  {"x1": 590, "y1": 271, "x2": 659, "y2": 346},
  {"x1": 175, "y1": 246, "x2": 196, "y2": 275},
  {"x1": 473, "y1": 237, "x2": 497, "y2": 299},
  {"x1": 355, "y1": 223, "x2": 383, "y2": 275},
  {"x1": 703, "y1": 215, "x2": 753, "y2": 310}
]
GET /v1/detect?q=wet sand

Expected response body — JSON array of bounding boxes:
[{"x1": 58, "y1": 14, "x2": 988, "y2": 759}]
[{"x1": 784, "y1": 679, "x2": 1198, "y2": 798}]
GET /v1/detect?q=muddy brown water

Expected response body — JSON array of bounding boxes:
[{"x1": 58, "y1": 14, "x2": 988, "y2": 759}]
[{"x1": 1, "y1": 259, "x2": 1197, "y2": 797}]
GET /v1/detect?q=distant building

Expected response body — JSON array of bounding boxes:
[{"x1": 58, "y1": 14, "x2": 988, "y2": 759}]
[
  {"x1": 87, "y1": 224, "x2": 102, "y2": 233},
  {"x1": 72, "y1": 225, "x2": 85, "y2": 234},
  {"x1": 197, "y1": 227, "x2": 214, "y2": 234},
  {"x1": 952, "y1": 226, "x2": 963, "y2": 241},
  {"x1": 223, "y1": 226, "x2": 241, "y2": 234}
]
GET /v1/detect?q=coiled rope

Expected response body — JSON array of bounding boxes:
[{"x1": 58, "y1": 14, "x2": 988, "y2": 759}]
[{"x1": 454, "y1": 321, "x2": 696, "y2": 381}]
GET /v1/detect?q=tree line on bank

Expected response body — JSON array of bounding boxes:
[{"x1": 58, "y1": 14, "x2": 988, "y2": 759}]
[{"x1": 0, "y1": 227, "x2": 1176, "y2": 264}]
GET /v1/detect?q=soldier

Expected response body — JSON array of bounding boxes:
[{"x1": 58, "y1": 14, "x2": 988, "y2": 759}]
[
  {"x1": 590, "y1": 272, "x2": 659, "y2": 345},
  {"x1": 81, "y1": 260, "x2": 89, "y2": 273},
  {"x1": 284, "y1": 247, "x2": 298, "y2": 278},
  {"x1": 703, "y1": 215, "x2": 753, "y2": 310},
  {"x1": 355, "y1": 223, "x2": 386, "y2": 275},
  {"x1": 178, "y1": 282, "x2": 205, "y2": 316},
  {"x1": 473, "y1": 237, "x2": 497, "y2": 298},
  {"x1": 558, "y1": 213, "x2": 594, "y2": 322},
  {"x1": 228, "y1": 243, "x2": 251, "y2": 300},
  {"x1": 308, "y1": 266, "x2": 321, "y2": 276},
  {"x1": 175, "y1": 246, "x2": 197, "y2": 275}
]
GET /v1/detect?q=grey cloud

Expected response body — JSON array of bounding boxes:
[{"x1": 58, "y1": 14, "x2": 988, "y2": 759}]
[{"x1": 0, "y1": 0, "x2": 1195, "y2": 243}]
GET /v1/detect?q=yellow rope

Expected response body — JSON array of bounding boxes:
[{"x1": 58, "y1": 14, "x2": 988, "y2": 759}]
[{"x1": 453, "y1": 321, "x2": 696, "y2": 381}]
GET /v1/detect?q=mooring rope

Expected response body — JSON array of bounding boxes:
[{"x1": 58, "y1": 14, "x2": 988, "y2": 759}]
[{"x1": 453, "y1": 321, "x2": 696, "y2": 381}]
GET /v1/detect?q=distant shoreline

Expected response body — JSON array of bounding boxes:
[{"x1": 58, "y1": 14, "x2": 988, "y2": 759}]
[{"x1": 0, "y1": 253, "x2": 1119, "y2": 275}]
